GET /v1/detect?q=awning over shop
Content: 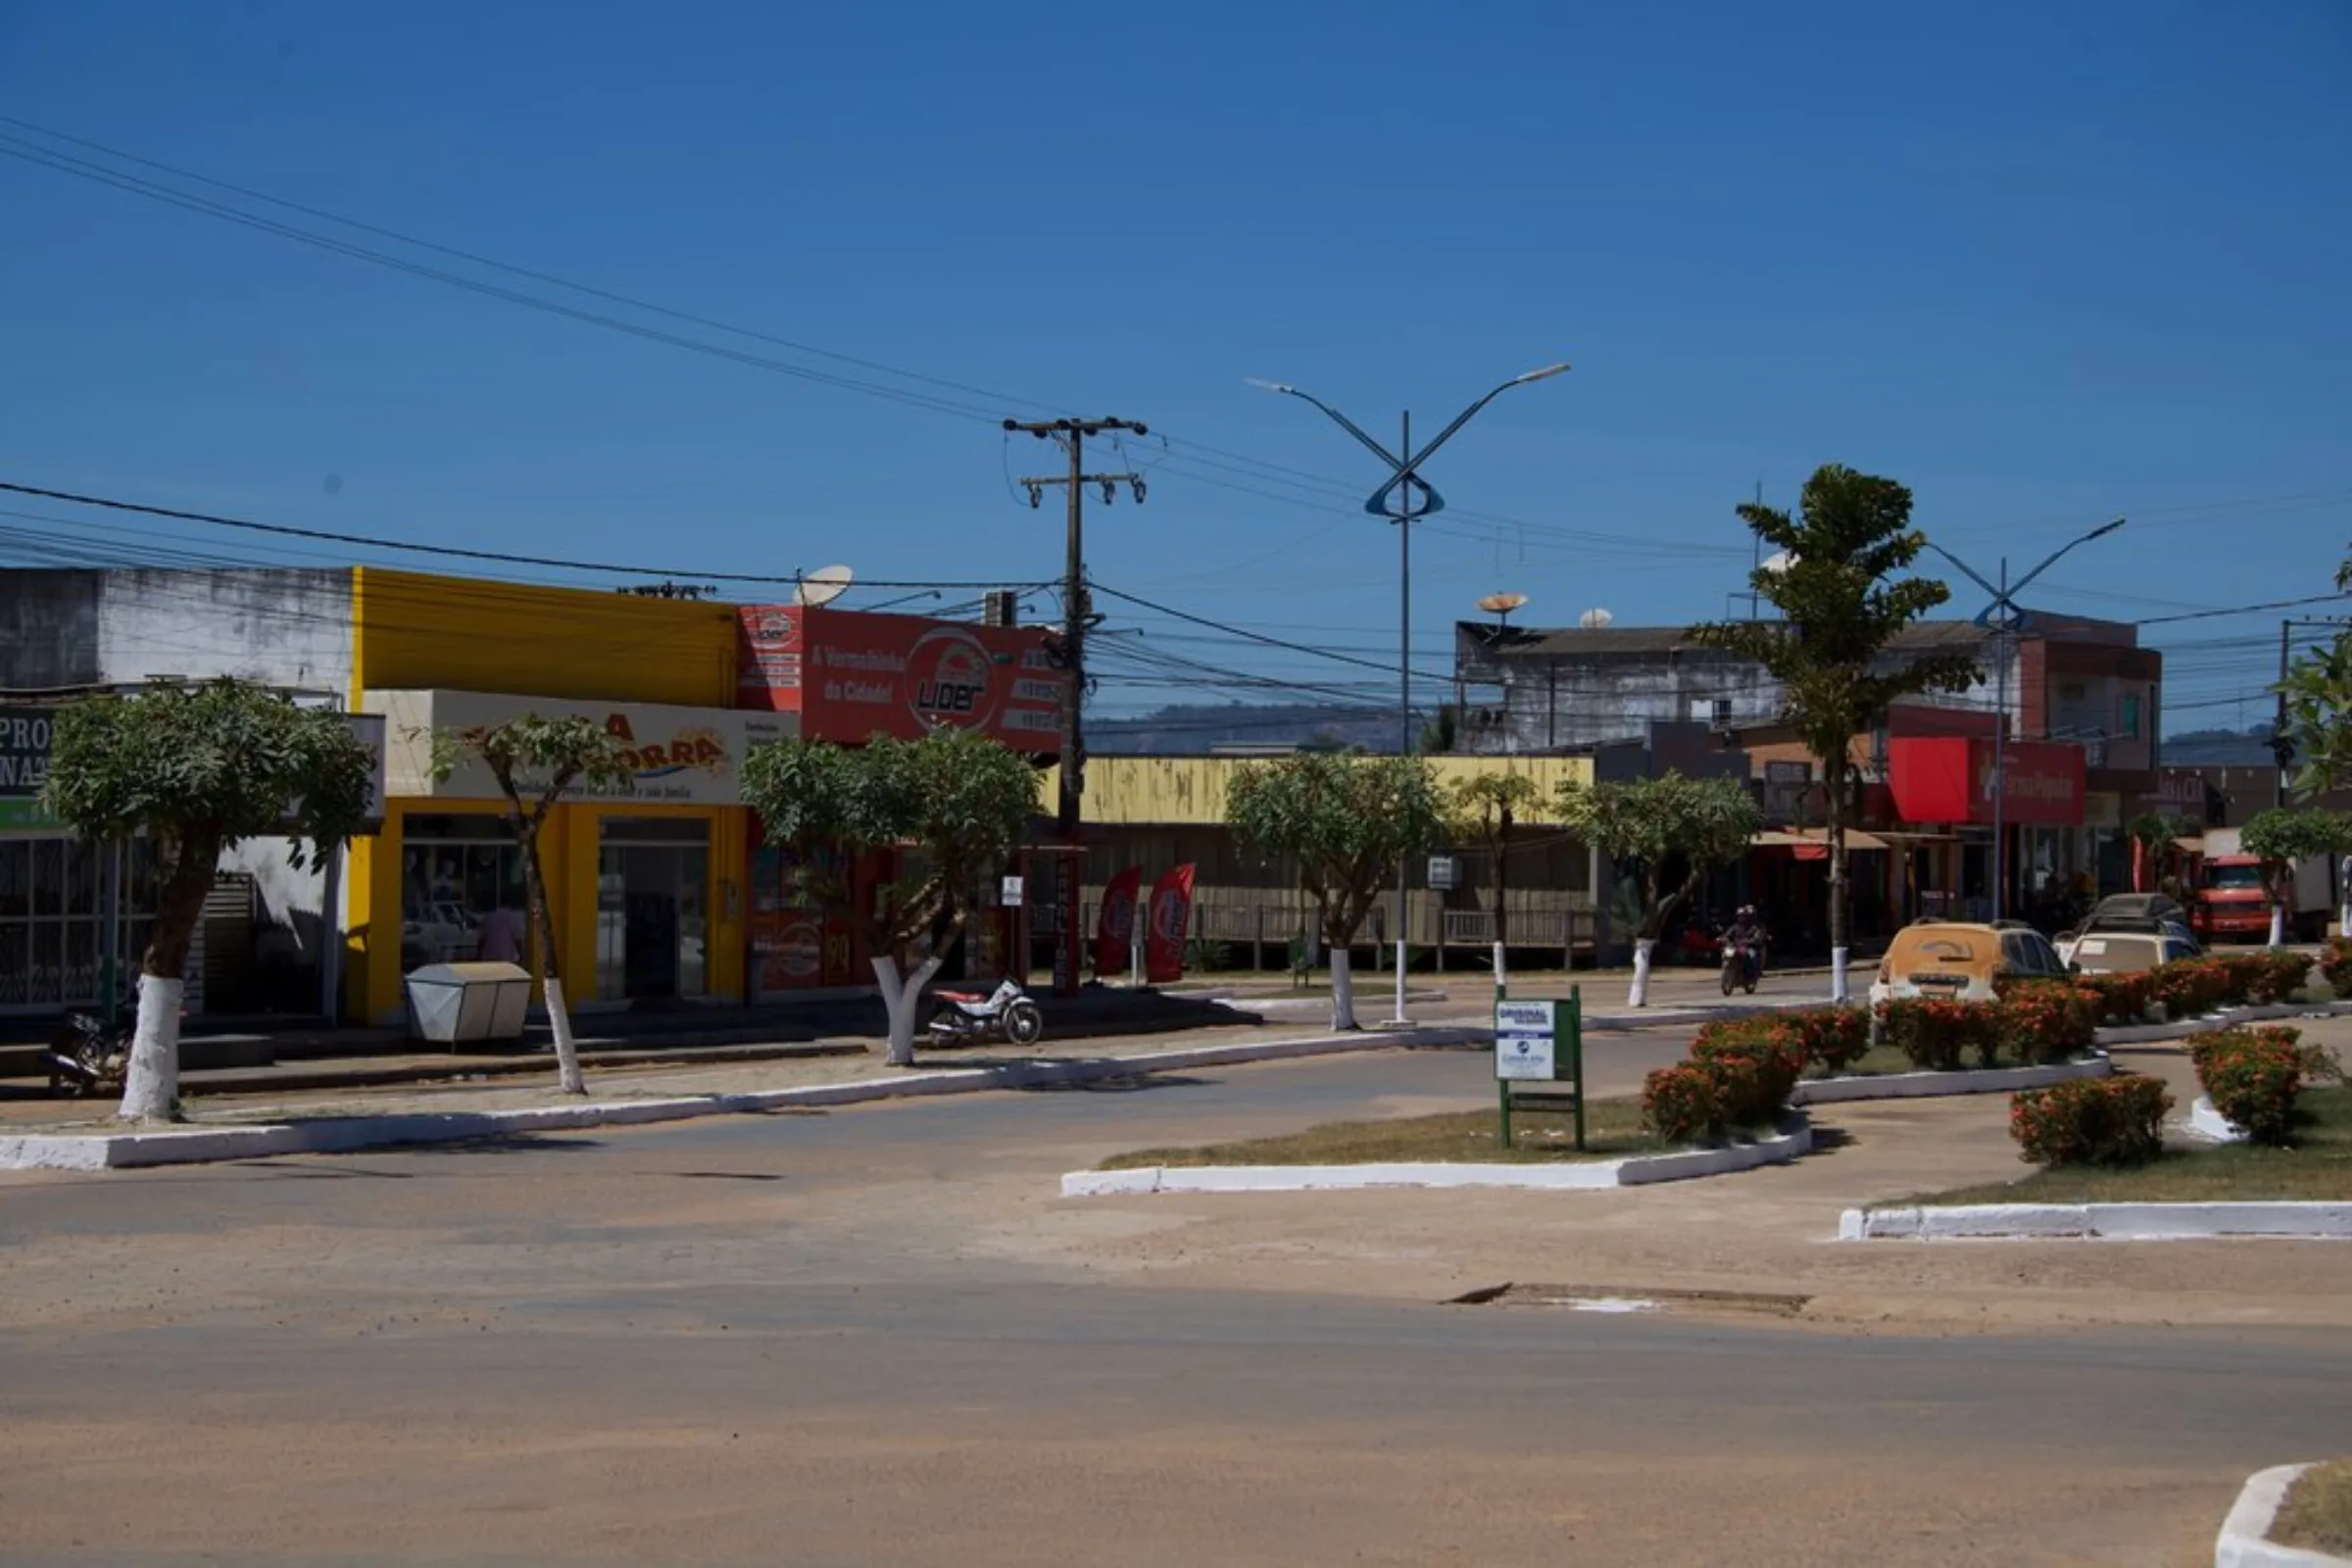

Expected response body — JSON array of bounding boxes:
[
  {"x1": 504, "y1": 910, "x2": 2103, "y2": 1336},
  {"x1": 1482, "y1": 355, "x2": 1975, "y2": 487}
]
[{"x1": 1755, "y1": 828, "x2": 1888, "y2": 860}]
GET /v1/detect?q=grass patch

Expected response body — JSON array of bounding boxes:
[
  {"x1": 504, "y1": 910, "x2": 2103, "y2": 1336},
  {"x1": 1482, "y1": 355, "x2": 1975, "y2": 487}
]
[
  {"x1": 2276, "y1": 1459, "x2": 2352, "y2": 1556},
  {"x1": 1098, "y1": 1100, "x2": 1671, "y2": 1168},
  {"x1": 1918, "y1": 1085, "x2": 2352, "y2": 1204}
]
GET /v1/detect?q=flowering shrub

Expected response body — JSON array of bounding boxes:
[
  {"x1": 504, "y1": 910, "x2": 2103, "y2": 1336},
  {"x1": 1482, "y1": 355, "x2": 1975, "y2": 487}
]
[
  {"x1": 1689, "y1": 1033, "x2": 1803, "y2": 1127},
  {"x1": 2075, "y1": 970, "x2": 2156, "y2": 1027},
  {"x1": 2150, "y1": 958, "x2": 2235, "y2": 1021},
  {"x1": 2323, "y1": 938, "x2": 2352, "y2": 1001},
  {"x1": 1641, "y1": 1064, "x2": 1724, "y2": 1146},
  {"x1": 1995, "y1": 981, "x2": 2101, "y2": 1066},
  {"x1": 2242, "y1": 949, "x2": 2316, "y2": 1005},
  {"x1": 2009, "y1": 1076, "x2": 2172, "y2": 1167},
  {"x1": 1876, "y1": 997, "x2": 2002, "y2": 1071},
  {"x1": 2190, "y1": 1025, "x2": 2311, "y2": 1146},
  {"x1": 1779, "y1": 1005, "x2": 1873, "y2": 1074}
]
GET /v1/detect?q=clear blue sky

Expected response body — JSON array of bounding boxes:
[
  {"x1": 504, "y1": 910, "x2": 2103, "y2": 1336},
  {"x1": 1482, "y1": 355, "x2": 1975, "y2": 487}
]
[{"x1": 2, "y1": 1, "x2": 2346, "y2": 725}]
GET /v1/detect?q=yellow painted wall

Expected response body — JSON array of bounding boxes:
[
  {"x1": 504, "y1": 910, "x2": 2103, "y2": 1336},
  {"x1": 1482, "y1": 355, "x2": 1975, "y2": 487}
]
[
  {"x1": 351, "y1": 566, "x2": 739, "y2": 709},
  {"x1": 1038, "y1": 754, "x2": 1595, "y2": 826}
]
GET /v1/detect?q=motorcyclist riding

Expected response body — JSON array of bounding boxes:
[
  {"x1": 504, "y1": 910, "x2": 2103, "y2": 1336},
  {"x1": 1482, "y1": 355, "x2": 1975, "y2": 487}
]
[{"x1": 1724, "y1": 906, "x2": 1765, "y2": 987}]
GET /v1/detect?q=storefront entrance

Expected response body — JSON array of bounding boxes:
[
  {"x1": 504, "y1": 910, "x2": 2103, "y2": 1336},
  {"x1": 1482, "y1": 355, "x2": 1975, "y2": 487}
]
[
  {"x1": 595, "y1": 818, "x2": 710, "y2": 1003},
  {"x1": 0, "y1": 836, "x2": 160, "y2": 1015}
]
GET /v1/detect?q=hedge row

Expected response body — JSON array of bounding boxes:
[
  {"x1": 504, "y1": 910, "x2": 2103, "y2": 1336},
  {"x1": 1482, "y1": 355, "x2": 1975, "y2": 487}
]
[
  {"x1": 2188, "y1": 1024, "x2": 2344, "y2": 1147},
  {"x1": 1639, "y1": 1006, "x2": 1869, "y2": 1145},
  {"x1": 2009, "y1": 1076, "x2": 2173, "y2": 1168},
  {"x1": 1876, "y1": 982, "x2": 2098, "y2": 1071},
  {"x1": 2323, "y1": 938, "x2": 2352, "y2": 1000}
]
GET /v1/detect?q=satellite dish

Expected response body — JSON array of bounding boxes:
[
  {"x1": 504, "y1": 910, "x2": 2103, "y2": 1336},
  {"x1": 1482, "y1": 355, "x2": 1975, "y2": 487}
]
[
  {"x1": 1579, "y1": 608, "x2": 1614, "y2": 629},
  {"x1": 1761, "y1": 550, "x2": 1798, "y2": 575},
  {"x1": 795, "y1": 564, "x2": 855, "y2": 608},
  {"x1": 1475, "y1": 591, "x2": 1529, "y2": 617}
]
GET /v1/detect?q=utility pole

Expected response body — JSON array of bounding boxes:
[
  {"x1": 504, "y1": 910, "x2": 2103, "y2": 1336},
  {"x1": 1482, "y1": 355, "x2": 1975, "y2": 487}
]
[
  {"x1": 2277, "y1": 617, "x2": 2292, "y2": 810},
  {"x1": 1004, "y1": 416, "x2": 1148, "y2": 998}
]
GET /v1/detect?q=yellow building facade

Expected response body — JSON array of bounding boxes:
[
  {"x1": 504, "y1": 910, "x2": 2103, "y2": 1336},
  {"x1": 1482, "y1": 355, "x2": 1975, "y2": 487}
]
[{"x1": 344, "y1": 568, "x2": 768, "y2": 1026}]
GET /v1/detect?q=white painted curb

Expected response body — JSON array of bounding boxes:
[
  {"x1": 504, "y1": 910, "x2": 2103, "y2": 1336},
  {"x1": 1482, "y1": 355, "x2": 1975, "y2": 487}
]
[
  {"x1": 1061, "y1": 1114, "x2": 1812, "y2": 1197},
  {"x1": 2100, "y1": 999, "x2": 2352, "y2": 1049},
  {"x1": 1839, "y1": 1202, "x2": 2352, "y2": 1242},
  {"x1": 1791, "y1": 1052, "x2": 2109, "y2": 1105},
  {"x1": 2188, "y1": 1096, "x2": 2252, "y2": 1145},
  {"x1": 0, "y1": 1026, "x2": 1489, "y2": 1172},
  {"x1": 2216, "y1": 1463, "x2": 2347, "y2": 1567}
]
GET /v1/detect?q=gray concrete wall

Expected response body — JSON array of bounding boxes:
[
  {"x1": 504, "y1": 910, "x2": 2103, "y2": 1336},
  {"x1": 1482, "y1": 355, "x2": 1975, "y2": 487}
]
[
  {"x1": 0, "y1": 570, "x2": 103, "y2": 692},
  {"x1": 95, "y1": 568, "x2": 352, "y2": 694}
]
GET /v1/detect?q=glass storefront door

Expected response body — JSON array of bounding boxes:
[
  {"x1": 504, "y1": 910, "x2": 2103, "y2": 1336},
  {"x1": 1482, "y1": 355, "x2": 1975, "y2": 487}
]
[
  {"x1": 0, "y1": 836, "x2": 159, "y2": 1013},
  {"x1": 595, "y1": 819, "x2": 710, "y2": 1003}
]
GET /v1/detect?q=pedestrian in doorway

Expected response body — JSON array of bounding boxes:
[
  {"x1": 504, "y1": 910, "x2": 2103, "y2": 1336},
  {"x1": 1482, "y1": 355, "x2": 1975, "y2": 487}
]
[{"x1": 477, "y1": 903, "x2": 525, "y2": 964}]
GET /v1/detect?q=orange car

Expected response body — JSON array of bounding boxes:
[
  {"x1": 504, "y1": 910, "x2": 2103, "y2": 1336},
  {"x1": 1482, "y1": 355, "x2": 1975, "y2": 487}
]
[{"x1": 1868, "y1": 921, "x2": 2070, "y2": 1007}]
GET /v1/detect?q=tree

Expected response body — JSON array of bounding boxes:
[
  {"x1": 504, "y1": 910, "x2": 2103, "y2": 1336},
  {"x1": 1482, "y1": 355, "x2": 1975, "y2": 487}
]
[
  {"x1": 1225, "y1": 753, "x2": 1444, "y2": 1030},
  {"x1": 2239, "y1": 808, "x2": 2352, "y2": 948},
  {"x1": 40, "y1": 680, "x2": 378, "y2": 1121},
  {"x1": 2126, "y1": 811, "x2": 2194, "y2": 896},
  {"x1": 1556, "y1": 771, "x2": 1763, "y2": 1006},
  {"x1": 425, "y1": 714, "x2": 633, "y2": 1095},
  {"x1": 740, "y1": 728, "x2": 1039, "y2": 1066},
  {"x1": 1689, "y1": 466, "x2": 1979, "y2": 1002},
  {"x1": 2273, "y1": 628, "x2": 2352, "y2": 802},
  {"x1": 1418, "y1": 704, "x2": 1459, "y2": 756},
  {"x1": 1444, "y1": 771, "x2": 1541, "y2": 993}
]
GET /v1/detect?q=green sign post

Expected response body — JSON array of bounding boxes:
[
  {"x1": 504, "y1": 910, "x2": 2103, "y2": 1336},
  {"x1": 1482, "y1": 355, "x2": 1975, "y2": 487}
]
[{"x1": 1494, "y1": 986, "x2": 1585, "y2": 1152}]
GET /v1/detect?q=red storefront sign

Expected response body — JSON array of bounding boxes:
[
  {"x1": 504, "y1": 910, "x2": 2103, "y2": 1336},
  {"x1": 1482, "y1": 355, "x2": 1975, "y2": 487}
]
[
  {"x1": 737, "y1": 606, "x2": 1064, "y2": 752},
  {"x1": 1887, "y1": 737, "x2": 2085, "y2": 826}
]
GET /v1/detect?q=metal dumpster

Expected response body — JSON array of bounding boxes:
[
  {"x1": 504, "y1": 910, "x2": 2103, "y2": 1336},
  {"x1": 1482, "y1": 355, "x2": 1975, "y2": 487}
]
[{"x1": 404, "y1": 961, "x2": 532, "y2": 1046}]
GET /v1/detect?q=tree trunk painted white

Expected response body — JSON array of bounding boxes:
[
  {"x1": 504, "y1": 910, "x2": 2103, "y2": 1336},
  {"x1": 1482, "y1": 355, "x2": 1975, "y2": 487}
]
[
  {"x1": 1328, "y1": 947, "x2": 1358, "y2": 1032},
  {"x1": 117, "y1": 974, "x2": 183, "y2": 1122},
  {"x1": 1628, "y1": 939, "x2": 1655, "y2": 1008},
  {"x1": 1393, "y1": 938, "x2": 1408, "y2": 1022},
  {"x1": 1831, "y1": 947, "x2": 1851, "y2": 1006},
  {"x1": 874, "y1": 954, "x2": 946, "y2": 1067},
  {"x1": 1492, "y1": 940, "x2": 1506, "y2": 996},
  {"x1": 2339, "y1": 899, "x2": 2350, "y2": 941},
  {"x1": 2269, "y1": 904, "x2": 2286, "y2": 949},
  {"x1": 544, "y1": 975, "x2": 586, "y2": 1096}
]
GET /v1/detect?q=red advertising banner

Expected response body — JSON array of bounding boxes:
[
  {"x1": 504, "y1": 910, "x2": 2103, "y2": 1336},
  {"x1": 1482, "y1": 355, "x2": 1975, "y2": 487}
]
[
  {"x1": 1888, "y1": 737, "x2": 2086, "y2": 826},
  {"x1": 737, "y1": 606, "x2": 1065, "y2": 753},
  {"x1": 1096, "y1": 865, "x2": 1143, "y2": 978},
  {"x1": 1144, "y1": 864, "x2": 1196, "y2": 986}
]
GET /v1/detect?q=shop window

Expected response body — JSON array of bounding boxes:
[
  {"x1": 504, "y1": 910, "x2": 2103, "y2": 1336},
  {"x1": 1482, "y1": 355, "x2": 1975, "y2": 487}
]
[
  {"x1": 400, "y1": 815, "x2": 528, "y2": 973},
  {"x1": 2119, "y1": 694, "x2": 2141, "y2": 740}
]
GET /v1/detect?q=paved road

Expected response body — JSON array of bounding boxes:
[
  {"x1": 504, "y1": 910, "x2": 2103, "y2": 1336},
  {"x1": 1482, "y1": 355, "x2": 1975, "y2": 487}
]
[{"x1": 3, "y1": 1041, "x2": 2339, "y2": 1566}]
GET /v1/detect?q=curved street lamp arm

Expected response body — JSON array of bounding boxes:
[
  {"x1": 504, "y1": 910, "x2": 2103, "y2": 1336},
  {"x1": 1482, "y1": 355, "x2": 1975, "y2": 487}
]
[
  {"x1": 1249, "y1": 381, "x2": 1402, "y2": 472},
  {"x1": 2009, "y1": 517, "x2": 2128, "y2": 599},
  {"x1": 1920, "y1": 541, "x2": 2008, "y2": 606}
]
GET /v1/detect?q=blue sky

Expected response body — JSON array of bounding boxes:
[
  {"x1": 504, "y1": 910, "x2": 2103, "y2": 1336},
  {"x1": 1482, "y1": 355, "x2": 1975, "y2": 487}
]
[{"x1": 1, "y1": 0, "x2": 2346, "y2": 725}]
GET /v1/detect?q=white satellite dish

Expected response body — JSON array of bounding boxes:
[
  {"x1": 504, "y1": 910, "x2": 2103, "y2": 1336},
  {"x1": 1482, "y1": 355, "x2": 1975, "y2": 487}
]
[
  {"x1": 795, "y1": 564, "x2": 855, "y2": 608},
  {"x1": 1761, "y1": 550, "x2": 1798, "y2": 575},
  {"x1": 1579, "y1": 608, "x2": 1614, "y2": 629}
]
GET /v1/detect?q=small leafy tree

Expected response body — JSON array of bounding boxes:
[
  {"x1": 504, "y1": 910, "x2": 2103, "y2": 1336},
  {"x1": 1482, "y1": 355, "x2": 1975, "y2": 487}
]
[
  {"x1": 427, "y1": 715, "x2": 633, "y2": 1095},
  {"x1": 2273, "y1": 621, "x2": 2352, "y2": 801},
  {"x1": 1689, "y1": 466, "x2": 1979, "y2": 1002},
  {"x1": 740, "y1": 728, "x2": 1039, "y2": 1065},
  {"x1": 1444, "y1": 772, "x2": 1542, "y2": 992},
  {"x1": 2126, "y1": 811, "x2": 2194, "y2": 895},
  {"x1": 41, "y1": 680, "x2": 378, "y2": 1121},
  {"x1": 1557, "y1": 771, "x2": 1764, "y2": 1007},
  {"x1": 2239, "y1": 808, "x2": 2352, "y2": 948},
  {"x1": 1225, "y1": 753, "x2": 1444, "y2": 1030}
]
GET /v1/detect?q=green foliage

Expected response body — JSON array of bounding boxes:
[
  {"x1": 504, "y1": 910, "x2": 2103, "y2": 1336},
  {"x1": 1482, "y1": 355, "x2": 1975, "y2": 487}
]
[
  {"x1": 41, "y1": 679, "x2": 377, "y2": 872},
  {"x1": 1445, "y1": 771, "x2": 1542, "y2": 941},
  {"x1": 1687, "y1": 466, "x2": 1980, "y2": 952},
  {"x1": 1640, "y1": 1064, "x2": 1724, "y2": 1146},
  {"x1": 2191, "y1": 1026, "x2": 2313, "y2": 1147},
  {"x1": 2274, "y1": 626, "x2": 2352, "y2": 799},
  {"x1": 1224, "y1": 753, "x2": 1443, "y2": 944},
  {"x1": 1417, "y1": 704, "x2": 1458, "y2": 755},
  {"x1": 740, "y1": 728, "x2": 1040, "y2": 961},
  {"x1": 2241, "y1": 807, "x2": 2352, "y2": 869},
  {"x1": 1556, "y1": 770, "x2": 1762, "y2": 940},
  {"x1": 428, "y1": 712, "x2": 633, "y2": 814},
  {"x1": 1876, "y1": 997, "x2": 2004, "y2": 1071},
  {"x1": 2325, "y1": 938, "x2": 2352, "y2": 1001},
  {"x1": 2009, "y1": 1077, "x2": 2172, "y2": 1168}
]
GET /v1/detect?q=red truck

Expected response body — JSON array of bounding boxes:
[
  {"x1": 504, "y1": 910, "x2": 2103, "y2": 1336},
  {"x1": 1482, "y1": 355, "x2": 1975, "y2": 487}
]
[{"x1": 2190, "y1": 828, "x2": 2338, "y2": 944}]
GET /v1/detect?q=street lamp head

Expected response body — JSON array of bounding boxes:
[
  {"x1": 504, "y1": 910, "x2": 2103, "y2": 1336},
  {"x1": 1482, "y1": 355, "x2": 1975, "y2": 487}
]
[
  {"x1": 1512, "y1": 362, "x2": 1572, "y2": 385},
  {"x1": 2089, "y1": 515, "x2": 2127, "y2": 540},
  {"x1": 1243, "y1": 377, "x2": 1297, "y2": 396}
]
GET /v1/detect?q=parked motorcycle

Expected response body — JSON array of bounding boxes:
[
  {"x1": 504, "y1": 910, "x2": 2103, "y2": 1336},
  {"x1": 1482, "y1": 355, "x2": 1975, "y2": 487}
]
[
  {"x1": 47, "y1": 1010, "x2": 132, "y2": 1098},
  {"x1": 1718, "y1": 935, "x2": 1762, "y2": 997},
  {"x1": 926, "y1": 979, "x2": 1045, "y2": 1048}
]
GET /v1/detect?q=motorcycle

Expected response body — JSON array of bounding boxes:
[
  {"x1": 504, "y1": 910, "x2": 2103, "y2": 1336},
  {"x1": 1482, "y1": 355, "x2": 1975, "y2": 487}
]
[
  {"x1": 927, "y1": 978, "x2": 1045, "y2": 1048},
  {"x1": 47, "y1": 1010, "x2": 133, "y2": 1098},
  {"x1": 1718, "y1": 934, "x2": 1762, "y2": 997}
]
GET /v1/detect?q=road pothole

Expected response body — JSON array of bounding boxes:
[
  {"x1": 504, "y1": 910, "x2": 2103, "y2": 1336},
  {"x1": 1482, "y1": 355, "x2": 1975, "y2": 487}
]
[{"x1": 1448, "y1": 1282, "x2": 1812, "y2": 1318}]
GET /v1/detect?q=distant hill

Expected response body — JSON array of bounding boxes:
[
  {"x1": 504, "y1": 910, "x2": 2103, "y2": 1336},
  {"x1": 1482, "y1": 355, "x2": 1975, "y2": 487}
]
[
  {"x1": 1090, "y1": 702, "x2": 1398, "y2": 756},
  {"x1": 2163, "y1": 725, "x2": 2276, "y2": 767}
]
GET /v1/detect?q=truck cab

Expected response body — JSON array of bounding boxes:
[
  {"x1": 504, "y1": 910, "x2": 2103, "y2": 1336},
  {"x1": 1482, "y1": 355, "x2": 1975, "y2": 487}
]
[{"x1": 2191, "y1": 855, "x2": 2272, "y2": 943}]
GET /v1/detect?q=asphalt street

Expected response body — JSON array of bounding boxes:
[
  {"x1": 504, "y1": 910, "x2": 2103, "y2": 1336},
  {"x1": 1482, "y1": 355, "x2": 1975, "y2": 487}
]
[{"x1": 3, "y1": 1035, "x2": 2343, "y2": 1566}]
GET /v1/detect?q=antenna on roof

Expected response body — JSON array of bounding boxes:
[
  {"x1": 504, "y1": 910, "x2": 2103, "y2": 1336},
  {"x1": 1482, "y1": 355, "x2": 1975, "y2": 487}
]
[
  {"x1": 1579, "y1": 608, "x2": 1614, "y2": 630},
  {"x1": 795, "y1": 564, "x2": 855, "y2": 608},
  {"x1": 1476, "y1": 591, "x2": 1528, "y2": 635}
]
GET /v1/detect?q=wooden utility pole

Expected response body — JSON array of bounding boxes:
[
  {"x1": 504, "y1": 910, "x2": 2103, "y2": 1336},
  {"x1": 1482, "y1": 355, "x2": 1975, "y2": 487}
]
[{"x1": 1004, "y1": 416, "x2": 1147, "y2": 996}]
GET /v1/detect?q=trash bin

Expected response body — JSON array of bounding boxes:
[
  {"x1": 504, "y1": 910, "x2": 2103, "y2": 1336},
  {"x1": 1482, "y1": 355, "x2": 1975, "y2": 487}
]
[{"x1": 404, "y1": 961, "x2": 532, "y2": 1047}]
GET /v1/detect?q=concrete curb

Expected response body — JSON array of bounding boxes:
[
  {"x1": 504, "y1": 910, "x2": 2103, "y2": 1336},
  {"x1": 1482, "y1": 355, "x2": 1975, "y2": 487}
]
[
  {"x1": 1838, "y1": 1202, "x2": 2352, "y2": 1242},
  {"x1": 2099, "y1": 1000, "x2": 2352, "y2": 1049},
  {"x1": 2216, "y1": 1463, "x2": 2347, "y2": 1567},
  {"x1": 1060, "y1": 1113, "x2": 1813, "y2": 1197},
  {"x1": 1791, "y1": 1052, "x2": 2110, "y2": 1106},
  {"x1": 2188, "y1": 1095, "x2": 2252, "y2": 1145},
  {"x1": 0, "y1": 1026, "x2": 1489, "y2": 1172}
]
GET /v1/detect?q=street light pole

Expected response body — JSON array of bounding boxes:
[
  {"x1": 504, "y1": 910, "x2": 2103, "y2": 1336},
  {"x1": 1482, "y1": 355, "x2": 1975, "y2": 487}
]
[
  {"x1": 1924, "y1": 517, "x2": 2125, "y2": 923},
  {"x1": 1249, "y1": 363, "x2": 1568, "y2": 1027}
]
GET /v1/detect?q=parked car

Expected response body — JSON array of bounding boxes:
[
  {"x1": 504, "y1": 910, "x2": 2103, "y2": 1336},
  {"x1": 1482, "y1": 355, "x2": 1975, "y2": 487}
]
[
  {"x1": 2057, "y1": 893, "x2": 2201, "y2": 965},
  {"x1": 1868, "y1": 920, "x2": 2070, "y2": 1008},
  {"x1": 2064, "y1": 929, "x2": 2199, "y2": 976}
]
